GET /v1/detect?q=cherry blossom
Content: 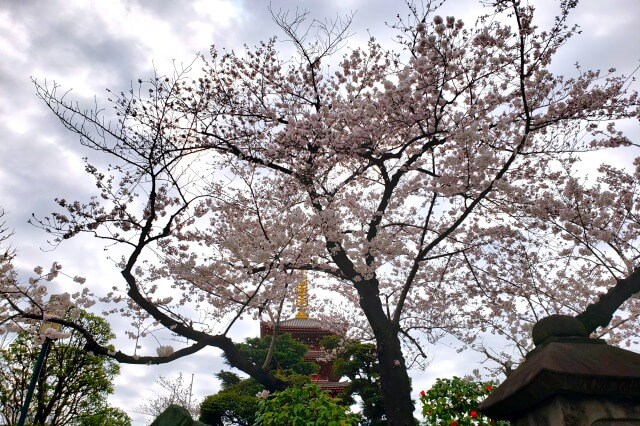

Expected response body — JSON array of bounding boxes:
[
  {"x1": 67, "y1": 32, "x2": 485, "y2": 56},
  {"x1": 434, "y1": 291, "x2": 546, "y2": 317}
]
[{"x1": 2, "y1": 1, "x2": 638, "y2": 424}]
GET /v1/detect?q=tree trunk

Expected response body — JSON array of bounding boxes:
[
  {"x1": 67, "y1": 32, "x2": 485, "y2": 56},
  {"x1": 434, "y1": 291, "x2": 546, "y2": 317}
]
[
  {"x1": 357, "y1": 281, "x2": 416, "y2": 425},
  {"x1": 375, "y1": 329, "x2": 416, "y2": 425}
]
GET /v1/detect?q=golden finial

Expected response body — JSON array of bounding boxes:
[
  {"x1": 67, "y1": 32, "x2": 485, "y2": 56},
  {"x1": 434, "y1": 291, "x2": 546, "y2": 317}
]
[{"x1": 295, "y1": 271, "x2": 309, "y2": 319}]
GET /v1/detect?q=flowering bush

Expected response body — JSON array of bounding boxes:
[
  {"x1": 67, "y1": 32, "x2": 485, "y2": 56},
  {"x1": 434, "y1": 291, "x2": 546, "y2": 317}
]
[{"x1": 419, "y1": 377, "x2": 509, "y2": 425}]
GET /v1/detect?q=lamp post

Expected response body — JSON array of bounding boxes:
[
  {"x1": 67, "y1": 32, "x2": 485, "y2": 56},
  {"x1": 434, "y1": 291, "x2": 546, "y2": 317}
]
[{"x1": 17, "y1": 321, "x2": 61, "y2": 426}]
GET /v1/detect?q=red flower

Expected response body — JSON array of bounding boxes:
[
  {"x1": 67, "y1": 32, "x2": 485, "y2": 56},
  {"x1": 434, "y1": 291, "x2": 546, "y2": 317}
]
[
  {"x1": 470, "y1": 410, "x2": 478, "y2": 418},
  {"x1": 485, "y1": 384, "x2": 493, "y2": 392},
  {"x1": 450, "y1": 422, "x2": 457, "y2": 426},
  {"x1": 419, "y1": 390, "x2": 426, "y2": 397}
]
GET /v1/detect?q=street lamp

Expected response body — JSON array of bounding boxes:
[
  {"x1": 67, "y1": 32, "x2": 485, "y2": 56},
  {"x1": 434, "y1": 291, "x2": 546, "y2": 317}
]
[{"x1": 17, "y1": 320, "x2": 62, "y2": 426}]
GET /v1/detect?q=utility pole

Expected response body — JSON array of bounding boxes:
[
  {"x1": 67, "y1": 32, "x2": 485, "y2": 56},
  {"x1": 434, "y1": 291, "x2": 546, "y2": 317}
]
[{"x1": 188, "y1": 373, "x2": 194, "y2": 410}]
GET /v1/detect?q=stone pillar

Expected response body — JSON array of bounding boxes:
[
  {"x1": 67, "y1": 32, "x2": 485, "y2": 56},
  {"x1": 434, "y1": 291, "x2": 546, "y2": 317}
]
[{"x1": 478, "y1": 315, "x2": 640, "y2": 425}]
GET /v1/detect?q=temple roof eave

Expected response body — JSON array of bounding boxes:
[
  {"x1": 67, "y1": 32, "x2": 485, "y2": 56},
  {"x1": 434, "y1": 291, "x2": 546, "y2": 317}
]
[{"x1": 261, "y1": 317, "x2": 332, "y2": 331}]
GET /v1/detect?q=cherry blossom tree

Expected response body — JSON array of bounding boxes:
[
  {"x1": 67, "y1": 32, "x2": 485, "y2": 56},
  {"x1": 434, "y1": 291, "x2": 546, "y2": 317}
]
[
  {"x1": 134, "y1": 373, "x2": 199, "y2": 421},
  {"x1": 2, "y1": 1, "x2": 639, "y2": 424}
]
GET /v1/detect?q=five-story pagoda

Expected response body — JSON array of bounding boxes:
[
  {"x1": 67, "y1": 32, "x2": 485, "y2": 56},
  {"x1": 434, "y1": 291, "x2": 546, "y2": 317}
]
[{"x1": 259, "y1": 273, "x2": 348, "y2": 396}]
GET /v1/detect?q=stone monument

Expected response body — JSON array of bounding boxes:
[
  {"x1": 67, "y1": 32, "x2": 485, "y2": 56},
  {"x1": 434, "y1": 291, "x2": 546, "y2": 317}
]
[{"x1": 478, "y1": 314, "x2": 640, "y2": 425}]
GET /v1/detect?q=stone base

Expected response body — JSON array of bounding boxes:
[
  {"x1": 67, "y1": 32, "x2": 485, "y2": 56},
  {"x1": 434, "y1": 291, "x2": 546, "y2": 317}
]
[{"x1": 514, "y1": 395, "x2": 640, "y2": 426}]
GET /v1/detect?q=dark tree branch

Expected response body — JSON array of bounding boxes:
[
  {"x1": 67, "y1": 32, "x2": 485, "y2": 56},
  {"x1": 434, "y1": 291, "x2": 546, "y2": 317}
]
[{"x1": 576, "y1": 266, "x2": 640, "y2": 334}]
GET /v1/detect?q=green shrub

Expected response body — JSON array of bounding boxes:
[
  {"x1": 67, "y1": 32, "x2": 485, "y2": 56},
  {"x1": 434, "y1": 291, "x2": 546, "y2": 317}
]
[{"x1": 255, "y1": 384, "x2": 360, "y2": 426}]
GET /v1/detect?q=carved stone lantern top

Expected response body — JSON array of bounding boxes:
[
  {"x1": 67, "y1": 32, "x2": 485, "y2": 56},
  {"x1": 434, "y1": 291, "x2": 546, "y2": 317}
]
[{"x1": 478, "y1": 314, "x2": 640, "y2": 421}]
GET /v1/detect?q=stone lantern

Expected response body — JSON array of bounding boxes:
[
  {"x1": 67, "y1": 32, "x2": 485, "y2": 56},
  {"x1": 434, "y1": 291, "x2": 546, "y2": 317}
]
[{"x1": 478, "y1": 314, "x2": 640, "y2": 425}]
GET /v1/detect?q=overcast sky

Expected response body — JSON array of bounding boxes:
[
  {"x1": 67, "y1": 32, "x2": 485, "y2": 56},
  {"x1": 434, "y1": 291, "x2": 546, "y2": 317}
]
[{"x1": 1, "y1": 0, "x2": 639, "y2": 424}]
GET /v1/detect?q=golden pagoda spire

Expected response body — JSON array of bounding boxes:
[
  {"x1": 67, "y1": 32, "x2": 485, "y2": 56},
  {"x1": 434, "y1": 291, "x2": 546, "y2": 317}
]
[{"x1": 295, "y1": 271, "x2": 309, "y2": 319}]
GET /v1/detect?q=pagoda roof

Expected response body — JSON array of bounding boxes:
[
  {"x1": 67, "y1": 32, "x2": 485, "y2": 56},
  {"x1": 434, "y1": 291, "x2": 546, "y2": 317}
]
[
  {"x1": 304, "y1": 349, "x2": 328, "y2": 359},
  {"x1": 262, "y1": 317, "x2": 331, "y2": 330},
  {"x1": 281, "y1": 317, "x2": 325, "y2": 328},
  {"x1": 315, "y1": 380, "x2": 349, "y2": 391}
]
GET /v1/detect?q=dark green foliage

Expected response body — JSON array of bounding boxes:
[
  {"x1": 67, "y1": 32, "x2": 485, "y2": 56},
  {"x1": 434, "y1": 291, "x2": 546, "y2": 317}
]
[
  {"x1": 201, "y1": 334, "x2": 317, "y2": 425},
  {"x1": 419, "y1": 377, "x2": 509, "y2": 425},
  {"x1": 254, "y1": 384, "x2": 360, "y2": 426},
  {"x1": 323, "y1": 337, "x2": 385, "y2": 425},
  {"x1": 77, "y1": 406, "x2": 132, "y2": 426},
  {"x1": 200, "y1": 378, "x2": 264, "y2": 426},
  {"x1": 215, "y1": 371, "x2": 242, "y2": 389},
  {"x1": 234, "y1": 333, "x2": 318, "y2": 376},
  {"x1": 0, "y1": 312, "x2": 129, "y2": 426}
]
